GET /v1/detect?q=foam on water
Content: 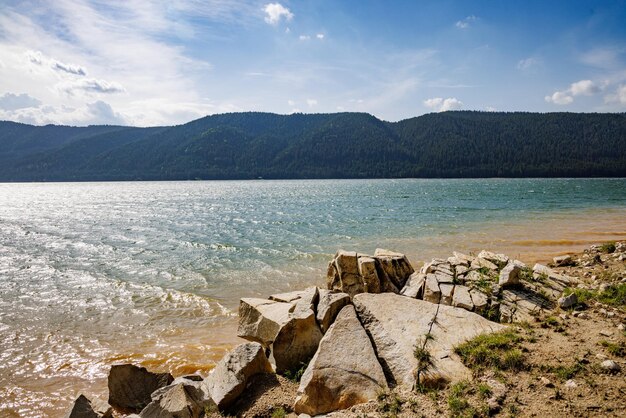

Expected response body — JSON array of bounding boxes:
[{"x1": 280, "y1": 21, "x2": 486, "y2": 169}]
[{"x1": 0, "y1": 178, "x2": 625, "y2": 416}]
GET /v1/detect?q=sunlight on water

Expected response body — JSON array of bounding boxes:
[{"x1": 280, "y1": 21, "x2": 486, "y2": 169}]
[{"x1": 0, "y1": 178, "x2": 625, "y2": 416}]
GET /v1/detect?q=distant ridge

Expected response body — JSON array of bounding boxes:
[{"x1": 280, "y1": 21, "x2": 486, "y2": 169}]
[{"x1": 1, "y1": 111, "x2": 625, "y2": 181}]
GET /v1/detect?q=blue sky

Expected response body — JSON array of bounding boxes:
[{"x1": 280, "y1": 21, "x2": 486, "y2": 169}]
[{"x1": 0, "y1": 0, "x2": 625, "y2": 126}]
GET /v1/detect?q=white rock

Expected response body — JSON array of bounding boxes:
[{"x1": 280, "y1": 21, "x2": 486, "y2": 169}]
[
  {"x1": 316, "y1": 289, "x2": 351, "y2": 333},
  {"x1": 353, "y1": 293, "x2": 505, "y2": 389},
  {"x1": 558, "y1": 293, "x2": 578, "y2": 309},
  {"x1": 400, "y1": 272, "x2": 426, "y2": 299},
  {"x1": 600, "y1": 360, "x2": 621, "y2": 372},
  {"x1": 452, "y1": 285, "x2": 474, "y2": 311},
  {"x1": 498, "y1": 263, "x2": 521, "y2": 287},
  {"x1": 294, "y1": 306, "x2": 387, "y2": 415}
]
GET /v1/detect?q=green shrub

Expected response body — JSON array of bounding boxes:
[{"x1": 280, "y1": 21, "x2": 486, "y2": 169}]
[
  {"x1": 600, "y1": 241, "x2": 616, "y2": 253},
  {"x1": 454, "y1": 330, "x2": 527, "y2": 371}
]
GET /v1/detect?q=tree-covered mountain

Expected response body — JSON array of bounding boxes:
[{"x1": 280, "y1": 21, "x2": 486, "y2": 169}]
[{"x1": 0, "y1": 111, "x2": 625, "y2": 181}]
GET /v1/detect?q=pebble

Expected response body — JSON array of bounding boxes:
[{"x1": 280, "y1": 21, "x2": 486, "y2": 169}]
[
  {"x1": 539, "y1": 376, "x2": 554, "y2": 388},
  {"x1": 607, "y1": 311, "x2": 616, "y2": 318},
  {"x1": 600, "y1": 360, "x2": 621, "y2": 372},
  {"x1": 559, "y1": 313, "x2": 569, "y2": 320},
  {"x1": 596, "y1": 353, "x2": 608, "y2": 360},
  {"x1": 599, "y1": 330, "x2": 613, "y2": 337},
  {"x1": 564, "y1": 379, "x2": 578, "y2": 389},
  {"x1": 617, "y1": 324, "x2": 625, "y2": 331}
]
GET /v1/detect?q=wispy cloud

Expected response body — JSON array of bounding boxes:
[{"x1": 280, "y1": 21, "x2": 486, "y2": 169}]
[
  {"x1": 456, "y1": 15, "x2": 477, "y2": 29},
  {"x1": 0, "y1": 92, "x2": 41, "y2": 110},
  {"x1": 57, "y1": 78, "x2": 126, "y2": 95},
  {"x1": 517, "y1": 57, "x2": 539, "y2": 71}
]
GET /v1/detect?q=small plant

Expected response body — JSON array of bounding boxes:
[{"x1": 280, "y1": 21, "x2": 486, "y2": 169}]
[
  {"x1": 271, "y1": 406, "x2": 287, "y2": 418},
  {"x1": 599, "y1": 340, "x2": 626, "y2": 357},
  {"x1": 477, "y1": 383, "x2": 492, "y2": 399},
  {"x1": 597, "y1": 283, "x2": 626, "y2": 307},
  {"x1": 600, "y1": 241, "x2": 616, "y2": 253},
  {"x1": 283, "y1": 361, "x2": 309, "y2": 382},
  {"x1": 377, "y1": 391, "x2": 404, "y2": 416},
  {"x1": 454, "y1": 330, "x2": 527, "y2": 372},
  {"x1": 542, "y1": 360, "x2": 586, "y2": 381},
  {"x1": 518, "y1": 267, "x2": 534, "y2": 282},
  {"x1": 447, "y1": 381, "x2": 479, "y2": 418}
]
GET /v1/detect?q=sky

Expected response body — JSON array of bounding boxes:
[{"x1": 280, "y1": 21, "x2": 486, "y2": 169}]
[{"x1": 0, "y1": 0, "x2": 625, "y2": 127}]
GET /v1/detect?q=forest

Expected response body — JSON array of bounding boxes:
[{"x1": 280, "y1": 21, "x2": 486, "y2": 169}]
[{"x1": 0, "y1": 111, "x2": 625, "y2": 181}]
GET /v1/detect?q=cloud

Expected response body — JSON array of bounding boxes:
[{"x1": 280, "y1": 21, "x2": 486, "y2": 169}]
[
  {"x1": 580, "y1": 47, "x2": 624, "y2": 70},
  {"x1": 0, "y1": 100, "x2": 126, "y2": 126},
  {"x1": 53, "y1": 61, "x2": 87, "y2": 76},
  {"x1": 263, "y1": 3, "x2": 293, "y2": 25},
  {"x1": 455, "y1": 15, "x2": 477, "y2": 29},
  {"x1": 25, "y1": 50, "x2": 87, "y2": 75},
  {"x1": 424, "y1": 97, "x2": 463, "y2": 112},
  {"x1": 299, "y1": 35, "x2": 310, "y2": 41},
  {"x1": 604, "y1": 84, "x2": 626, "y2": 105},
  {"x1": 545, "y1": 79, "x2": 600, "y2": 105},
  {"x1": 0, "y1": 92, "x2": 41, "y2": 110},
  {"x1": 85, "y1": 100, "x2": 126, "y2": 125},
  {"x1": 517, "y1": 57, "x2": 539, "y2": 71},
  {"x1": 485, "y1": 106, "x2": 497, "y2": 112},
  {"x1": 57, "y1": 78, "x2": 125, "y2": 95},
  {"x1": 306, "y1": 98, "x2": 318, "y2": 107},
  {"x1": 316, "y1": 33, "x2": 324, "y2": 40},
  {"x1": 287, "y1": 99, "x2": 295, "y2": 106}
]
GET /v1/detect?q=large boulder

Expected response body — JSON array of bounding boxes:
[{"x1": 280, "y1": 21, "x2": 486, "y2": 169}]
[
  {"x1": 202, "y1": 342, "x2": 273, "y2": 410},
  {"x1": 271, "y1": 301, "x2": 323, "y2": 374},
  {"x1": 400, "y1": 273, "x2": 426, "y2": 298},
  {"x1": 64, "y1": 394, "x2": 112, "y2": 418},
  {"x1": 498, "y1": 263, "x2": 521, "y2": 288},
  {"x1": 353, "y1": 293, "x2": 506, "y2": 389},
  {"x1": 327, "y1": 251, "x2": 364, "y2": 296},
  {"x1": 316, "y1": 289, "x2": 351, "y2": 333},
  {"x1": 108, "y1": 365, "x2": 173, "y2": 412},
  {"x1": 294, "y1": 306, "x2": 387, "y2": 415},
  {"x1": 373, "y1": 248, "x2": 414, "y2": 290},
  {"x1": 237, "y1": 298, "x2": 293, "y2": 346},
  {"x1": 140, "y1": 379, "x2": 215, "y2": 418}
]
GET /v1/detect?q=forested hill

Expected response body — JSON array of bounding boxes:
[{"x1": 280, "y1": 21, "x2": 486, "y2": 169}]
[{"x1": 1, "y1": 111, "x2": 625, "y2": 181}]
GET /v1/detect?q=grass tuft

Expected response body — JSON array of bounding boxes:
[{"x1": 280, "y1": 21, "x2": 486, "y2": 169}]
[
  {"x1": 599, "y1": 241, "x2": 616, "y2": 253},
  {"x1": 599, "y1": 340, "x2": 626, "y2": 357},
  {"x1": 454, "y1": 330, "x2": 527, "y2": 372}
]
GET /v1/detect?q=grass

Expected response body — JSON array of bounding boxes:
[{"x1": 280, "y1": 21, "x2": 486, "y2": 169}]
[
  {"x1": 270, "y1": 407, "x2": 286, "y2": 418},
  {"x1": 447, "y1": 381, "x2": 484, "y2": 418},
  {"x1": 599, "y1": 241, "x2": 616, "y2": 253},
  {"x1": 454, "y1": 330, "x2": 527, "y2": 372},
  {"x1": 377, "y1": 391, "x2": 404, "y2": 417},
  {"x1": 564, "y1": 283, "x2": 626, "y2": 308},
  {"x1": 518, "y1": 267, "x2": 534, "y2": 282},
  {"x1": 541, "y1": 359, "x2": 586, "y2": 381},
  {"x1": 282, "y1": 361, "x2": 309, "y2": 382},
  {"x1": 599, "y1": 340, "x2": 626, "y2": 357}
]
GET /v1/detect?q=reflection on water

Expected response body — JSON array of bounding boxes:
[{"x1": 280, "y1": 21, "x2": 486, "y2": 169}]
[{"x1": 0, "y1": 179, "x2": 625, "y2": 416}]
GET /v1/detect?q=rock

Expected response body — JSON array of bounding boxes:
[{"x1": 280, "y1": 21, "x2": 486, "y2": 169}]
[
  {"x1": 237, "y1": 298, "x2": 293, "y2": 346},
  {"x1": 294, "y1": 306, "x2": 387, "y2": 415},
  {"x1": 353, "y1": 293, "x2": 506, "y2": 389},
  {"x1": 439, "y1": 283, "x2": 454, "y2": 305},
  {"x1": 64, "y1": 394, "x2": 112, "y2": 418},
  {"x1": 477, "y1": 251, "x2": 509, "y2": 266},
  {"x1": 618, "y1": 324, "x2": 625, "y2": 331},
  {"x1": 140, "y1": 380, "x2": 215, "y2": 418},
  {"x1": 271, "y1": 301, "x2": 323, "y2": 374},
  {"x1": 358, "y1": 257, "x2": 381, "y2": 293},
  {"x1": 553, "y1": 255, "x2": 574, "y2": 267},
  {"x1": 316, "y1": 289, "x2": 351, "y2": 333},
  {"x1": 540, "y1": 376, "x2": 554, "y2": 388},
  {"x1": 600, "y1": 360, "x2": 621, "y2": 372},
  {"x1": 373, "y1": 248, "x2": 414, "y2": 290},
  {"x1": 471, "y1": 257, "x2": 498, "y2": 271},
  {"x1": 455, "y1": 265, "x2": 469, "y2": 277},
  {"x1": 423, "y1": 275, "x2": 441, "y2": 303},
  {"x1": 203, "y1": 342, "x2": 273, "y2": 409},
  {"x1": 469, "y1": 289, "x2": 489, "y2": 313},
  {"x1": 558, "y1": 293, "x2": 578, "y2": 309},
  {"x1": 482, "y1": 377, "x2": 506, "y2": 412},
  {"x1": 328, "y1": 251, "x2": 364, "y2": 297},
  {"x1": 599, "y1": 330, "x2": 613, "y2": 337},
  {"x1": 270, "y1": 289, "x2": 308, "y2": 303},
  {"x1": 108, "y1": 364, "x2": 173, "y2": 412},
  {"x1": 498, "y1": 263, "x2": 521, "y2": 287},
  {"x1": 452, "y1": 285, "x2": 474, "y2": 311},
  {"x1": 564, "y1": 379, "x2": 578, "y2": 389},
  {"x1": 447, "y1": 256, "x2": 469, "y2": 267},
  {"x1": 400, "y1": 272, "x2": 426, "y2": 298}
]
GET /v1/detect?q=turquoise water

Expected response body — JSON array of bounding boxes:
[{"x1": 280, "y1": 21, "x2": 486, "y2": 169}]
[{"x1": 1, "y1": 178, "x2": 625, "y2": 416}]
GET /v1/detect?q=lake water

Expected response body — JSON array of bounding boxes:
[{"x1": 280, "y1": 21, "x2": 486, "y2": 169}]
[{"x1": 1, "y1": 178, "x2": 626, "y2": 416}]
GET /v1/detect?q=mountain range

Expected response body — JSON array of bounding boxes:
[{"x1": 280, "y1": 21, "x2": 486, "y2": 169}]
[{"x1": 1, "y1": 111, "x2": 625, "y2": 181}]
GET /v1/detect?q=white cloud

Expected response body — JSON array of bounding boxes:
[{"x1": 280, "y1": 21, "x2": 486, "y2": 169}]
[
  {"x1": 299, "y1": 35, "x2": 310, "y2": 41},
  {"x1": 424, "y1": 97, "x2": 463, "y2": 112},
  {"x1": 287, "y1": 99, "x2": 295, "y2": 106},
  {"x1": 53, "y1": 61, "x2": 87, "y2": 76},
  {"x1": 545, "y1": 79, "x2": 600, "y2": 105},
  {"x1": 517, "y1": 57, "x2": 538, "y2": 70},
  {"x1": 25, "y1": 50, "x2": 87, "y2": 76},
  {"x1": 455, "y1": 15, "x2": 477, "y2": 29},
  {"x1": 604, "y1": 84, "x2": 626, "y2": 105},
  {"x1": 0, "y1": 92, "x2": 41, "y2": 110},
  {"x1": 316, "y1": 33, "x2": 324, "y2": 40},
  {"x1": 263, "y1": 3, "x2": 293, "y2": 25},
  {"x1": 485, "y1": 106, "x2": 497, "y2": 112},
  {"x1": 56, "y1": 78, "x2": 126, "y2": 95},
  {"x1": 306, "y1": 98, "x2": 318, "y2": 107}
]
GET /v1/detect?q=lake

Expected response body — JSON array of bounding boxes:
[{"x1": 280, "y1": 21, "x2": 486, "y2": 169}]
[{"x1": 1, "y1": 178, "x2": 625, "y2": 416}]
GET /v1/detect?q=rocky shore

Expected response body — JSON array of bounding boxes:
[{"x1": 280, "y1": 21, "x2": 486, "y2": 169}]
[{"x1": 65, "y1": 242, "x2": 625, "y2": 418}]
